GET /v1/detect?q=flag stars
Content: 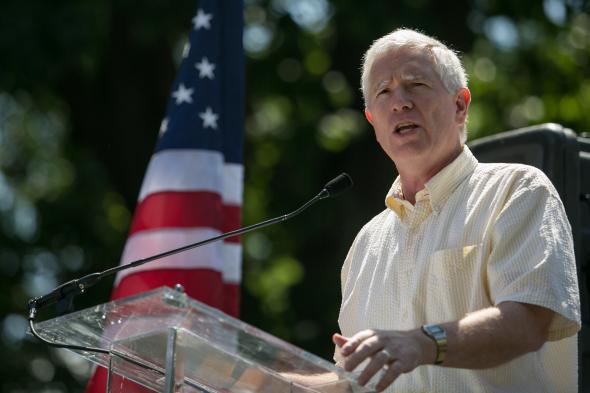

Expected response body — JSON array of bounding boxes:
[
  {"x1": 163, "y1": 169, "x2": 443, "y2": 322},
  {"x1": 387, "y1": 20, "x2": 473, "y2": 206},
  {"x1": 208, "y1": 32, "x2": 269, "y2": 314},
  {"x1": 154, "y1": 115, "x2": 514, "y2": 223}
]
[
  {"x1": 195, "y1": 57, "x2": 216, "y2": 79},
  {"x1": 171, "y1": 83, "x2": 194, "y2": 105},
  {"x1": 199, "y1": 107, "x2": 219, "y2": 130},
  {"x1": 192, "y1": 9, "x2": 213, "y2": 30}
]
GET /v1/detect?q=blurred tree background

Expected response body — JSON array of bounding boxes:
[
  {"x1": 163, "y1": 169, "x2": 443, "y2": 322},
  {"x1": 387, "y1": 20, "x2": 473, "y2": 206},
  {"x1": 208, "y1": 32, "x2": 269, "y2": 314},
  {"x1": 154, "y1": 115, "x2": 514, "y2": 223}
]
[{"x1": 0, "y1": 0, "x2": 589, "y2": 391}]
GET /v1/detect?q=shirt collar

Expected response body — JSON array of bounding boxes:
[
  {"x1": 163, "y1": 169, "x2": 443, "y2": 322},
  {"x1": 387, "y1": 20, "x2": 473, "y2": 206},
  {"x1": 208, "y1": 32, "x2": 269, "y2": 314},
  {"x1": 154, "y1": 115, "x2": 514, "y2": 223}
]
[{"x1": 385, "y1": 146, "x2": 478, "y2": 217}]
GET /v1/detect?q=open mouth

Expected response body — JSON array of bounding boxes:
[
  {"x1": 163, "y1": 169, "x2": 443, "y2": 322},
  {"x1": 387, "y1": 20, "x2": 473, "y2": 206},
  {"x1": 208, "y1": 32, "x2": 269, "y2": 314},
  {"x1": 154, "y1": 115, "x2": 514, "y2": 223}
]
[{"x1": 394, "y1": 121, "x2": 419, "y2": 135}]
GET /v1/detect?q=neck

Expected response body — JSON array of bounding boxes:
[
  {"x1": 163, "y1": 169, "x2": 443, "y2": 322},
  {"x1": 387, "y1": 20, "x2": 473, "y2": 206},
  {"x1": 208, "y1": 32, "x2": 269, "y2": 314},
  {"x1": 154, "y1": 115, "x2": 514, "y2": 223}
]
[{"x1": 396, "y1": 146, "x2": 462, "y2": 204}]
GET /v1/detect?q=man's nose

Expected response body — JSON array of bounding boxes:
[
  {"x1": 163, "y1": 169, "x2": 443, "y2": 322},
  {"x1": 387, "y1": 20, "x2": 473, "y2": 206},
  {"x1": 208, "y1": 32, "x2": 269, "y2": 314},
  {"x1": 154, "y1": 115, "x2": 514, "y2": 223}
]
[{"x1": 391, "y1": 89, "x2": 413, "y2": 112}]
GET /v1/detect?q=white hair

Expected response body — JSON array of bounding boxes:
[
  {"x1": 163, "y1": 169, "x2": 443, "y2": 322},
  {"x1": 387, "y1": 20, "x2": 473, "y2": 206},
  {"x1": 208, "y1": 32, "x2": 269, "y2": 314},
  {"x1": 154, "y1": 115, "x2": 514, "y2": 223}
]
[{"x1": 361, "y1": 28, "x2": 469, "y2": 142}]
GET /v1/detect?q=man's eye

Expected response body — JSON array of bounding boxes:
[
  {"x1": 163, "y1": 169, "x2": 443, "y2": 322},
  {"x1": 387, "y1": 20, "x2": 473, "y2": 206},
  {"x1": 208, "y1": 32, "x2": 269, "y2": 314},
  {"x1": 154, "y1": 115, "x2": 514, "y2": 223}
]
[
  {"x1": 377, "y1": 89, "x2": 389, "y2": 96},
  {"x1": 412, "y1": 82, "x2": 425, "y2": 87}
]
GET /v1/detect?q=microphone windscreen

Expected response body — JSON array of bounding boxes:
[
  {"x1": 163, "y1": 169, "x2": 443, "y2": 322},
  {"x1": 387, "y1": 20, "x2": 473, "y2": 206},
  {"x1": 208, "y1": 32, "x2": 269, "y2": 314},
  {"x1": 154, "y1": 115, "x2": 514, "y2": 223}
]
[{"x1": 323, "y1": 173, "x2": 353, "y2": 198}]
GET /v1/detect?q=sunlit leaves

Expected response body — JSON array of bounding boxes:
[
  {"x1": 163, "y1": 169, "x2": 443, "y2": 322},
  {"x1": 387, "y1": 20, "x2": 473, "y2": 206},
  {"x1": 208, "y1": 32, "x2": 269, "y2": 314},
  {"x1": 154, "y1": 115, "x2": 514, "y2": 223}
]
[
  {"x1": 0, "y1": 93, "x2": 72, "y2": 240},
  {"x1": 466, "y1": 3, "x2": 590, "y2": 141},
  {"x1": 317, "y1": 108, "x2": 364, "y2": 152},
  {"x1": 0, "y1": 90, "x2": 130, "y2": 389},
  {"x1": 245, "y1": 255, "x2": 304, "y2": 315}
]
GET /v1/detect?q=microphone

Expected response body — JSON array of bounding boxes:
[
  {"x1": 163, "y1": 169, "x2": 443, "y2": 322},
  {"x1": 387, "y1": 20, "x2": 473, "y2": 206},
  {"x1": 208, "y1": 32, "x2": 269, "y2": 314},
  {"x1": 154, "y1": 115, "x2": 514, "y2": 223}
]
[
  {"x1": 321, "y1": 173, "x2": 353, "y2": 199},
  {"x1": 28, "y1": 173, "x2": 354, "y2": 314}
]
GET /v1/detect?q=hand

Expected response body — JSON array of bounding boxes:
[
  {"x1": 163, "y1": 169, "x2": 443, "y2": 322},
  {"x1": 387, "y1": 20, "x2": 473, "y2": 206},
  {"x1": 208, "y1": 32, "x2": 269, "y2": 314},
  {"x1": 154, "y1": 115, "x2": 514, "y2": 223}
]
[
  {"x1": 333, "y1": 329, "x2": 435, "y2": 392},
  {"x1": 281, "y1": 372, "x2": 353, "y2": 393}
]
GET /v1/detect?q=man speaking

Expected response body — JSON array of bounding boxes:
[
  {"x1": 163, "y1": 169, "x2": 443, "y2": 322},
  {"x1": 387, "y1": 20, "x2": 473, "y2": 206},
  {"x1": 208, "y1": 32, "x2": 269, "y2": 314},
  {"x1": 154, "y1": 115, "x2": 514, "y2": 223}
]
[{"x1": 333, "y1": 29, "x2": 581, "y2": 392}]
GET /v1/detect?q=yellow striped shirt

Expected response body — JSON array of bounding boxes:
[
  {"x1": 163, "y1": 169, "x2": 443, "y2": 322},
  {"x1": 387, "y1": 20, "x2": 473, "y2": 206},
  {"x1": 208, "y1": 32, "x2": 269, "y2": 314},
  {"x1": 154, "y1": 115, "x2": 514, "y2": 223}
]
[{"x1": 338, "y1": 146, "x2": 581, "y2": 393}]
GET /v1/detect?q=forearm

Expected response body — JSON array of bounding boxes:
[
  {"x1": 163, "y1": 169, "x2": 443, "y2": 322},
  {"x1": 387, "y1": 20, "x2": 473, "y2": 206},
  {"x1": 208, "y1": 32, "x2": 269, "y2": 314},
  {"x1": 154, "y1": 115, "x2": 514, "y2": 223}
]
[
  {"x1": 336, "y1": 302, "x2": 554, "y2": 391},
  {"x1": 436, "y1": 302, "x2": 553, "y2": 369}
]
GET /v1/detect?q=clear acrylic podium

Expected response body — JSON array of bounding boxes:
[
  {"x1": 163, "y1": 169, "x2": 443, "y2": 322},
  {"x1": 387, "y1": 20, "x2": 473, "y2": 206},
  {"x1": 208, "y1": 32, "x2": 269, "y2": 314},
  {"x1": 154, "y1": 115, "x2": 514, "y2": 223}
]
[{"x1": 34, "y1": 286, "x2": 375, "y2": 392}]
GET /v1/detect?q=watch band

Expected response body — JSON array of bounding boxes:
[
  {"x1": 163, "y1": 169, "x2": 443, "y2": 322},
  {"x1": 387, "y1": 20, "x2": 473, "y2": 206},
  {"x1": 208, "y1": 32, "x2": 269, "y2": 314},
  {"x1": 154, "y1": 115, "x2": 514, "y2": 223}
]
[{"x1": 421, "y1": 324, "x2": 447, "y2": 365}]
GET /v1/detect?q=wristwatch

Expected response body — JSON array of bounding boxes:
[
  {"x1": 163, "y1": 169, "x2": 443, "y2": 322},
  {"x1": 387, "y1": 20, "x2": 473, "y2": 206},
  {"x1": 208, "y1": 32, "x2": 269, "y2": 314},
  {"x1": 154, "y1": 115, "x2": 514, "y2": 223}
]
[{"x1": 421, "y1": 324, "x2": 447, "y2": 365}]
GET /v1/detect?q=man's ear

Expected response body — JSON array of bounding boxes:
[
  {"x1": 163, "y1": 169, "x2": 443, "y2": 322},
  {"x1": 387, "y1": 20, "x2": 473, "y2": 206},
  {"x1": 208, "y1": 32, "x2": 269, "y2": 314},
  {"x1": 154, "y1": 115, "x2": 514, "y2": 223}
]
[
  {"x1": 455, "y1": 87, "x2": 470, "y2": 123},
  {"x1": 364, "y1": 108, "x2": 374, "y2": 125}
]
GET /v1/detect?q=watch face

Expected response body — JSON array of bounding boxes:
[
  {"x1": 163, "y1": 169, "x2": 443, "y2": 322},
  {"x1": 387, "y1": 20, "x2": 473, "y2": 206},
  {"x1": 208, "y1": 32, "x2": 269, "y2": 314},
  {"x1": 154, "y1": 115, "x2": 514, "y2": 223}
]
[
  {"x1": 423, "y1": 324, "x2": 447, "y2": 365},
  {"x1": 429, "y1": 325, "x2": 444, "y2": 335},
  {"x1": 425, "y1": 324, "x2": 444, "y2": 336}
]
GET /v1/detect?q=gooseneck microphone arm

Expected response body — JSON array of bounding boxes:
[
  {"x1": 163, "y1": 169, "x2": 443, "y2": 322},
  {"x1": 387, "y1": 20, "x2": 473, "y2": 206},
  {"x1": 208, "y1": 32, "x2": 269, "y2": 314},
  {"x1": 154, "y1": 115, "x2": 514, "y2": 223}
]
[
  {"x1": 27, "y1": 173, "x2": 353, "y2": 355},
  {"x1": 27, "y1": 172, "x2": 353, "y2": 352}
]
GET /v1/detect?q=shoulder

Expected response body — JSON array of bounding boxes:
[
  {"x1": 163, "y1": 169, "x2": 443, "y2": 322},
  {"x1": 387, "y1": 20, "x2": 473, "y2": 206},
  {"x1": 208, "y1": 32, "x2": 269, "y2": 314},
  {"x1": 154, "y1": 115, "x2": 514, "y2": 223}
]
[
  {"x1": 475, "y1": 162, "x2": 549, "y2": 181},
  {"x1": 472, "y1": 162, "x2": 558, "y2": 197},
  {"x1": 358, "y1": 208, "x2": 393, "y2": 236},
  {"x1": 347, "y1": 208, "x2": 393, "y2": 252}
]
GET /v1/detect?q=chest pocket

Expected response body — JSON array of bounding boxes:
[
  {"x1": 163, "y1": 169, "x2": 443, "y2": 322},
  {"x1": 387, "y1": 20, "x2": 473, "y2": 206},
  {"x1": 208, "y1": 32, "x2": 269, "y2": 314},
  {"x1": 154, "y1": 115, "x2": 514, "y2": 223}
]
[{"x1": 425, "y1": 244, "x2": 490, "y2": 319}]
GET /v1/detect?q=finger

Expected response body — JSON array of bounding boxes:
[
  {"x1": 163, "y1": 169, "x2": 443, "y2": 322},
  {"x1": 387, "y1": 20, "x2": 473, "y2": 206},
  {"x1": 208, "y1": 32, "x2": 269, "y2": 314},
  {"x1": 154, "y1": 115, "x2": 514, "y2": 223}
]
[
  {"x1": 332, "y1": 333, "x2": 348, "y2": 348},
  {"x1": 342, "y1": 336, "x2": 382, "y2": 372},
  {"x1": 375, "y1": 362, "x2": 403, "y2": 392},
  {"x1": 356, "y1": 350, "x2": 394, "y2": 386},
  {"x1": 340, "y1": 330, "x2": 375, "y2": 356}
]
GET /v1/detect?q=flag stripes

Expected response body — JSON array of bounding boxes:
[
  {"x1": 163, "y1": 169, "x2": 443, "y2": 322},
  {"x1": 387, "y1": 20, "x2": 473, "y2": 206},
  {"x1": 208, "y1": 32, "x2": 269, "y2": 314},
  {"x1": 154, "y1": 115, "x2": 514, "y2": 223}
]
[
  {"x1": 115, "y1": 227, "x2": 242, "y2": 285},
  {"x1": 137, "y1": 150, "x2": 243, "y2": 205},
  {"x1": 86, "y1": 1, "x2": 244, "y2": 390},
  {"x1": 129, "y1": 191, "x2": 241, "y2": 239}
]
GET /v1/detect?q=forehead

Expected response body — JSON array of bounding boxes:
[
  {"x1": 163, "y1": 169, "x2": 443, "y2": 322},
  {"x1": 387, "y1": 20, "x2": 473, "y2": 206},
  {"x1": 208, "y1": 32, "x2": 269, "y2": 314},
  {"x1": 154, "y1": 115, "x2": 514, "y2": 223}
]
[{"x1": 370, "y1": 48, "x2": 439, "y2": 85}]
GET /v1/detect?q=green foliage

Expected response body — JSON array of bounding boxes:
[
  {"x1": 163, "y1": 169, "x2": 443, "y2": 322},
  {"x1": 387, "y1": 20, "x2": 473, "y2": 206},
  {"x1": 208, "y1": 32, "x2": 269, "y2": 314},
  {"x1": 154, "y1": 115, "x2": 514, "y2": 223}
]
[
  {"x1": 0, "y1": 0, "x2": 589, "y2": 391},
  {"x1": 0, "y1": 92, "x2": 130, "y2": 390}
]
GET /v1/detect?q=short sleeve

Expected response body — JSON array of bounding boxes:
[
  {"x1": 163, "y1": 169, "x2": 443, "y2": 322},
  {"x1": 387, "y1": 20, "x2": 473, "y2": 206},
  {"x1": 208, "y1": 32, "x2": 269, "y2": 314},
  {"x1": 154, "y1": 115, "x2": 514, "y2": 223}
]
[{"x1": 487, "y1": 168, "x2": 581, "y2": 341}]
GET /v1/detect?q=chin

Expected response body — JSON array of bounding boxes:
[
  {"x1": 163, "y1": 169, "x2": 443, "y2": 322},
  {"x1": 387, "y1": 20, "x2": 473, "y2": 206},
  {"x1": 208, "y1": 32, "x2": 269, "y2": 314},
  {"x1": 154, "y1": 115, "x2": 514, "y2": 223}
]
[{"x1": 388, "y1": 143, "x2": 429, "y2": 161}]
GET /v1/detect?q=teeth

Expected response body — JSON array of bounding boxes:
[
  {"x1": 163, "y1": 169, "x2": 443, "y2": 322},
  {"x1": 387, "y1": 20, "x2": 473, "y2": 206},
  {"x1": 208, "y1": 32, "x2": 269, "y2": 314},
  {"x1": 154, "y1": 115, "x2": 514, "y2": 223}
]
[{"x1": 395, "y1": 122, "x2": 416, "y2": 133}]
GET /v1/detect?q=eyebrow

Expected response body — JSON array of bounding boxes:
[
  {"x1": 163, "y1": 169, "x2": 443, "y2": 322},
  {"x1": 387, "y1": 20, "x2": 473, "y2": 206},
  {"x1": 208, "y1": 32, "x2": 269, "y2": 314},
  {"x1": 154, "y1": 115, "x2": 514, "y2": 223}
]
[
  {"x1": 372, "y1": 70, "x2": 427, "y2": 92},
  {"x1": 400, "y1": 70, "x2": 425, "y2": 81},
  {"x1": 373, "y1": 79, "x2": 391, "y2": 92}
]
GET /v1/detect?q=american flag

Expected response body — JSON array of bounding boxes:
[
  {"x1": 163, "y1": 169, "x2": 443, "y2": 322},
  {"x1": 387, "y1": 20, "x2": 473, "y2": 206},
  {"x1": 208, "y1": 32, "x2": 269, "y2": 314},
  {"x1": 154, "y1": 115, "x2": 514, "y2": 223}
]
[{"x1": 86, "y1": 0, "x2": 244, "y2": 390}]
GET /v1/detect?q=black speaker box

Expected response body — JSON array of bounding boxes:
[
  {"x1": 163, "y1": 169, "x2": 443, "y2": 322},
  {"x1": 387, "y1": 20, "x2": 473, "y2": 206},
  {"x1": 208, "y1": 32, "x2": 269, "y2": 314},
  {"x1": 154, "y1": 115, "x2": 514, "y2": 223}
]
[{"x1": 469, "y1": 123, "x2": 590, "y2": 392}]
